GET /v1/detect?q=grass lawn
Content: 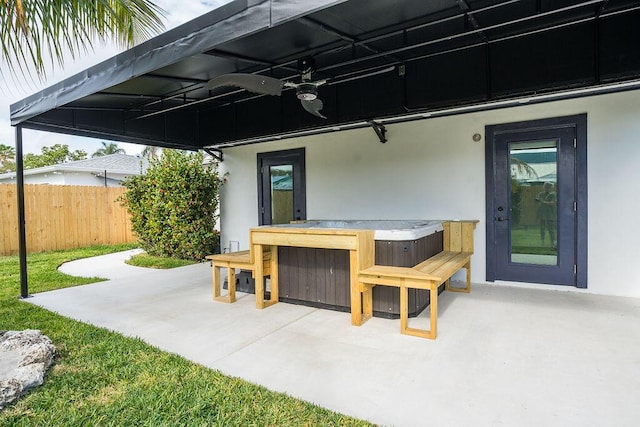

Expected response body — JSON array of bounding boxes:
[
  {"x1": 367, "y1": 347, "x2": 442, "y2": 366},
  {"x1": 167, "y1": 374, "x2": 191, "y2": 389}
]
[
  {"x1": 125, "y1": 252, "x2": 197, "y2": 269},
  {"x1": 0, "y1": 245, "x2": 369, "y2": 426},
  {"x1": 511, "y1": 226, "x2": 557, "y2": 256}
]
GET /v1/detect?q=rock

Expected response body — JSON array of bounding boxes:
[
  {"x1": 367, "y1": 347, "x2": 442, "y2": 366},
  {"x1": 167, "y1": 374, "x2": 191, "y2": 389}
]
[
  {"x1": 1, "y1": 379, "x2": 23, "y2": 409},
  {"x1": 19, "y1": 343, "x2": 55, "y2": 368},
  {"x1": 0, "y1": 330, "x2": 56, "y2": 409}
]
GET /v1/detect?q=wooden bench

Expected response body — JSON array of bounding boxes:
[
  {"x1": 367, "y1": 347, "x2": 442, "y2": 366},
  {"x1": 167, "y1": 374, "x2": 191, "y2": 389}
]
[
  {"x1": 205, "y1": 249, "x2": 271, "y2": 303},
  {"x1": 358, "y1": 220, "x2": 477, "y2": 339}
]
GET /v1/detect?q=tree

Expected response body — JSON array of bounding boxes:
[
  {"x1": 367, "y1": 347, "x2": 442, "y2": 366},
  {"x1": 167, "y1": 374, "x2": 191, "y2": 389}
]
[
  {"x1": 0, "y1": 144, "x2": 16, "y2": 172},
  {"x1": 92, "y1": 141, "x2": 126, "y2": 157},
  {"x1": 119, "y1": 150, "x2": 224, "y2": 260},
  {"x1": 1, "y1": 1, "x2": 164, "y2": 77},
  {"x1": 23, "y1": 144, "x2": 87, "y2": 169},
  {"x1": 0, "y1": 144, "x2": 14, "y2": 162},
  {"x1": 510, "y1": 158, "x2": 538, "y2": 225},
  {"x1": 141, "y1": 145, "x2": 160, "y2": 160}
]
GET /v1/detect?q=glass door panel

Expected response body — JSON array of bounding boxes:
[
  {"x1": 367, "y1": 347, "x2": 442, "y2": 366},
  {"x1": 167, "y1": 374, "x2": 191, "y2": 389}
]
[
  {"x1": 509, "y1": 141, "x2": 558, "y2": 266},
  {"x1": 270, "y1": 165, "x2": 294, "y2": 225}
]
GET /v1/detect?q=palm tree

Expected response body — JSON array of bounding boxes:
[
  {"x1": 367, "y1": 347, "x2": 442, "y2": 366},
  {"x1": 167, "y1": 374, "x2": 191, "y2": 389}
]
[
  {"x1": 0, "y1": 144, "x2": 15, "y2": 163},
  {"x1": 92, "y1": 141, "x2": 126, "y2": 157},
  {"x1": 0, "y1": 0, "x2": 165, "y2": 77},
  {"x1": 0, "y1": 143, "x2": 16, "y2": 172},
  {"x1": 141, "y1": 145, "x2": 160, "y2": 160},
  {"x1": 510, "y1": 157, "x2": 538, "y2": 180}
]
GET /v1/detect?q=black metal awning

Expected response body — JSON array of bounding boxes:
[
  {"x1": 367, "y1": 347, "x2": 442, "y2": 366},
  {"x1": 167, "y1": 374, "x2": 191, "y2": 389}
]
[{"x1": 10, "y1": 0, "x2": 640, "y2": 152}]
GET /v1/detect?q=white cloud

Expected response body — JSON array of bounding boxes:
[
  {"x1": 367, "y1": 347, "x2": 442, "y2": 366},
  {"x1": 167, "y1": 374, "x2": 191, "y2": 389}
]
[
  {"x1": 156, "y1": 0, "x2": 223, "y2": 29},
  {"x1": 0, "y1": 1, "x2": 229, "y2": 155}
]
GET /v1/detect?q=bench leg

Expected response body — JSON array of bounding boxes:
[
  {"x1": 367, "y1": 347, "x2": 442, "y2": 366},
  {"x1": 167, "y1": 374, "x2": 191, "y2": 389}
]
[
  {"x1": 212, "y1": 263, "x2": 236, "y2": 303},
  {"x1": 445, "y1": 262, "x2": 472, "y2": 294},
  {"x1": 400, "y1": 282, "x2": 437, "y2": 340},
  {"x1": 350, "y1": 250, "x2": 364, "y2": 326},
  {"x1": 254, "y1": 244, "x2": 265, "y2": 309},
  {"x1": 465, "y1": 261, "x2": 471, "y2": 292},
  {"x1": 212, "y1": 264, "x2": 221, "y2": 300},
  {"x1": 263, "y1": 245, "x2": 279, "y2": 308},
  {"x1": 362, "y1": 285, "x2": 373, "y2": 322},
  {"x1": 399, "y1": 283, "x2": 408, "y2": 332},
  {"x1": 227, "y1": 268, "x2": 236, "y2": 303},
  {"x1": 254, "y1": 244, "x2": 278, "y2": 309},
  {"x1": 429, "y1": 284, "x2": 438, "y2": 338}
]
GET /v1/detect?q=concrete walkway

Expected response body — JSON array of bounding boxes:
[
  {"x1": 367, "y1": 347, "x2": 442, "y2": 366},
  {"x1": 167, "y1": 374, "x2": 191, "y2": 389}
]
[
  {"x1": 25, "y1": 251, "x2": 640, "y2": 426},
  {"x1": 57, "y1": 248, "x2": 146, "y2": 279}
]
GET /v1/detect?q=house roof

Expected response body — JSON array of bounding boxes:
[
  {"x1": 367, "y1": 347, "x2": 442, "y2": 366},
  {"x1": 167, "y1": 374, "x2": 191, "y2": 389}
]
[
  {"x1": 0, "y1": 153, "x2": 148, "y2": 180},
  {"x1": 10, "y1": 0, "x2": 640, "y2": 151}
]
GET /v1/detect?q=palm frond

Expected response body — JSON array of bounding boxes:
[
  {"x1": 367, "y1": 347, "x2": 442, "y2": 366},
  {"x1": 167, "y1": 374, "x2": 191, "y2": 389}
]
[{"x1": 0, "y1": 0, "x2": 165, "y2": 77}]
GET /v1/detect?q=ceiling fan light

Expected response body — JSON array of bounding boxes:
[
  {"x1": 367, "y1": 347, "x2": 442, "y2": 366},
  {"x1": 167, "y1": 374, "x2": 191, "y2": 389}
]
[
  {"x1": 297, "y1": 92, "x2": 317, "y2": 101},
  {"x1": 296, "y1": 83, "x2": 318, "y2": 100}
]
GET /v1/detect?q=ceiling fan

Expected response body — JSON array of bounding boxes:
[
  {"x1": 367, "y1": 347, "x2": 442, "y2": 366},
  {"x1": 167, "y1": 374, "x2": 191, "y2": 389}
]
[{"x1": 204, "y1": 57, "x2": 395, "y2": 119}]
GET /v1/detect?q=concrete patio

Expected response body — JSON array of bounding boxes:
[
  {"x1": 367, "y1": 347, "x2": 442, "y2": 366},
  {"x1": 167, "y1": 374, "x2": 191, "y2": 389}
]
[{"x1": 27, "y1": 251, "x2": 640, "y2": 426}]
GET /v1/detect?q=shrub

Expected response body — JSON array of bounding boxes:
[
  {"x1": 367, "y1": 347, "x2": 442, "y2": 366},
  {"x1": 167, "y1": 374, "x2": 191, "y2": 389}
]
[{"x1": 119, "y1": 150, "x2": 223, "y2": 260}]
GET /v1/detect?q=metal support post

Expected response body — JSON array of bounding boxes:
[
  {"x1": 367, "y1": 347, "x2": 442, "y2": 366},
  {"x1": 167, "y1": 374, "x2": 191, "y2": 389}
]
[{"x1": 15, "y1": 125, "x2": 29, "y2": 298}]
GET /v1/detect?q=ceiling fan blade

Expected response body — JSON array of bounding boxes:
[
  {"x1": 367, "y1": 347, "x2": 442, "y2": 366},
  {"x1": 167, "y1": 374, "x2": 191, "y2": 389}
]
[
  {"x1": 301, "y1": 98, "x2": 326, "y2": 119},
  {"x1": 204, "y1": 73, "x2": 284, "y2": 96}
]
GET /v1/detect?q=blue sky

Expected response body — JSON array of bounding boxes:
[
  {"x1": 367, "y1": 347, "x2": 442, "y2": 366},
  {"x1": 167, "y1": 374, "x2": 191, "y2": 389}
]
[{"x1": 0, "y1": 1, "x2": 228, "y2": 156}]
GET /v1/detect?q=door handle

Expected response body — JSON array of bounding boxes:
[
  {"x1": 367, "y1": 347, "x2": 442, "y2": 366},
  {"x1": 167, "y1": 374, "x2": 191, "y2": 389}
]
[{"x1": 496, "y1": 216, "x2": 509, "y2": 222}]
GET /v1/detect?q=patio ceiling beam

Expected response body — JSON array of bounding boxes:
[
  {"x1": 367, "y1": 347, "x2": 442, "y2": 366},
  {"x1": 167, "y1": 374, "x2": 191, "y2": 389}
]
[
  {"x1": 593, "y1": 0, "x2": 606, "y2": 86},
  {"x1": 22, "y1": 119, "x2": 201, "y2": 150},
  {"x1": 58, "y1": 106, "x2": 144, "y2": 112},
  {"x1": 128, "y1": 4, "x2": 601, "y2": 122},
  {"x1": 125, "y1": 1, "x2": 526, "y2": 119},
  {"x1": 96, "y1": 91, "x2": 165, "y2": 99},
  {"x1": 136, "y1": 82, "x2": 205, "y2": 109},
  {"x1": 202, "y1": 49, "x2": 299, "y2": 73},
  {"x1": 129, "y1": 53, "x2": 318, "y2": 115},
  {"x1": 95, "y1": 89, "x2": 206, "y2": 111},
  {"x1": 297, "y1": 16, "x2": 405, "y2": 65},
  {"x1": 126, "y1": 51, "x2": 307, "y2": 116},
  {"x1": 456, "y1": 0, "x2": 488, "y2": 42},
  {"x1": 143, "y1": 73, "x2": 209, "y2": 84},
  {"x1": 129, "y1": 90, "x2": 239, "y2": 120},
  {"x1": 129, "y1": 64, "x2": 398, "y2": 120},
  {"x1": 89, "y1": 91, "x2": 201, "y2": 103},
  {"x1": 121, "y1": 4, "x2": 516, "y2": 116},
  {"x1": 124, "y1": 0, "x2": 609, "y2": 122},
  {"x1": 206, "y1": 77, "x2": 640, "y2": 151},
  {"x1": 315, "y1": 0, "x2": 606, "y2": 74}
]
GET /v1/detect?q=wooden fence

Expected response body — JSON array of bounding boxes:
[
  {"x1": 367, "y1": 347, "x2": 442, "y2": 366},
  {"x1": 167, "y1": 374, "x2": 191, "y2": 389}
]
[{"x1": 0, "y1": 184, "x2": 135, "y2": 256}]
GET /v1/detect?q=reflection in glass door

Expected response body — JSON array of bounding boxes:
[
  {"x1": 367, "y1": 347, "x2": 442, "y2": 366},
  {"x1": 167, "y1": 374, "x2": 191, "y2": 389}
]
[
  {"x1": 509, "y1": 142, "x2": 557, "y2": 266},
  {"x1": 269, "y1": 165, "x2": 294, "y2": 225}
]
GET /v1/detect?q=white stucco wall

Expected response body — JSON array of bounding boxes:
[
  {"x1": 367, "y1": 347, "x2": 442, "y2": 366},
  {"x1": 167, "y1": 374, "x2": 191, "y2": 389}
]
[
  {"x1": 22, "y1": 174, "x2": 67, "y2": 185},
  {"x1": 0, "y1": 171, "x2": 128, "y2": 186},
  {"x1": 62, "y1": 172, "x2": 128, "y2": 187},
  {"x1": 219, "y1": 89, "x2": 640, "y2": 298}
]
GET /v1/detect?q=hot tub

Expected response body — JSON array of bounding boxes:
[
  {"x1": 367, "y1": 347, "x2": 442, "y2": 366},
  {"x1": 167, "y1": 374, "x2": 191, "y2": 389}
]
[
  {"x1": 273, "y1": 220, "x2": 444, "y2": 318},
  {"x1": 273, "y1": 219, "x2": 443, "y2": 241}
]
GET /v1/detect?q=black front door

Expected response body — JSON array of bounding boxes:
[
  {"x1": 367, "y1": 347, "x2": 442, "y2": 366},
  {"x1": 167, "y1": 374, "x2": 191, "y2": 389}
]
[
  {"x1": 486, "y1": 116, "x2": 587, "y2": 287},
  {"x1": 257, "y1": 148, "x2": 306, "y2": 225}
]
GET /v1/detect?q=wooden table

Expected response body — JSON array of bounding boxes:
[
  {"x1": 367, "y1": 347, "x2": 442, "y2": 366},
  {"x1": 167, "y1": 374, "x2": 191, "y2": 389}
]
[{"x1": 249, "y1": 227, "x2": 375, "y2": 325}]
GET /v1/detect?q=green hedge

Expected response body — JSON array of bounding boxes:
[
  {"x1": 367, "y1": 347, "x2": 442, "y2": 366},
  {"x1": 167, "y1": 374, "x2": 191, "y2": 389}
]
[{"x1": 119, "y1": 151, "x2": 223, "y2": 260}]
